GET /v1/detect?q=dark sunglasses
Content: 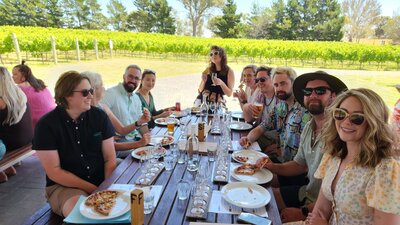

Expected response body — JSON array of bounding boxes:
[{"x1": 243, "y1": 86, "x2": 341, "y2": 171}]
[
  {"x1": 209, "y1": 51, "x2": 219, "y2": 57},
  {"x1": 333, "y1": 108, "x2": 365, "y2": 125},
  {"x1": 302, "y1": 87, "x2": 332, "y2": 96},
  {"x1": 72, "y1": 88, "x2": 94, "y2": 97},
  {"x1": 254, "y1": 77, "x2": 269, "y2": 83}
]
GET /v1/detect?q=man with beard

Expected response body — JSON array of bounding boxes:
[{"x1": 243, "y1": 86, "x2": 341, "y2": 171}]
[
  {"x1": 101, "y1": 65, "x2": 150, "y2": 157},
  {"x1": 240, "y1": 67, "x2": 310, "y2": 163},
  {"x1": 256, "y1": 71, "x2": 347, "y2": 223}
]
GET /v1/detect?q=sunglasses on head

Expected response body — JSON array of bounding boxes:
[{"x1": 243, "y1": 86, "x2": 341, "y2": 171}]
[
  {"x1": 209, "y1": 51, "x2": 219, "y2": 57},
  {"x1": 333, "y1": 108, "x2": 365, "y2": 125},
  {"x1": 254, "y1": 77, "x2": 269, "y2": 83},
  {"x1": 72, "y1": 88, "x2": 94, "y2": 97},
  {"x1": 302, "y1": 86, "x2": 332, "y2": 96}
]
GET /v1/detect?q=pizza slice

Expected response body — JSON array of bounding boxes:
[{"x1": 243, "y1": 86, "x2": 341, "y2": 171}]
[
  {"x1": 94, "y1": 200, "x2": 116, "y2": 216},
  {"x1": 84, "y1": 190, "x2": 120, "y2": 216},
  {"x1": 234, "y1": 155, "x2": 249, "y2": 163},
  {"x1": 234, "y1": 163, "x2": 259, "y2": 175}
]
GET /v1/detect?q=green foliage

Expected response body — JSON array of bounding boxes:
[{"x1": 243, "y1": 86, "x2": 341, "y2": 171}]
[
  {"x1": 0, "y1": 26, "x2": 399, "y2": 68},
  {"x1": 209, "y1": 0, "x2": 241, "y2": 38},
  {"x1": 127, "y1": 0, "x2": 175, "y2": 34},
  {"x1": 107, "y1": 0, "x2": 128, "y2": 31}
]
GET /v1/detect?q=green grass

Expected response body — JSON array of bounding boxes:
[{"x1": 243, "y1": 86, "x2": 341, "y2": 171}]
[{"x1": 3, "y1": 56, "x2": 399, "y2": 110}]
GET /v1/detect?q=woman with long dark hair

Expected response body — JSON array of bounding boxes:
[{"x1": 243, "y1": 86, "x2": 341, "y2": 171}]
[{"x1": 13, "y1": 60, "x2": 55, "y2": 127}]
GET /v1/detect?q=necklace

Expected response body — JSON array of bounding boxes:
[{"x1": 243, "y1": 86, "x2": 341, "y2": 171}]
[{"x1": 265, "y1": 94, "x2": 275, "y2": 106}]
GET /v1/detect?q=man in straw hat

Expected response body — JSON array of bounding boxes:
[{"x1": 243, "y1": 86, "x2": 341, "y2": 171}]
[{"x1": 256, "y1": 71, "x2": 347, "y2": 223}]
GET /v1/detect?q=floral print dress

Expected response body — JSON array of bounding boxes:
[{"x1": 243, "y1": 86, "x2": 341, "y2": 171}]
[{"x1": 315, "y1": 153, "x2": 400, "y2": 225}]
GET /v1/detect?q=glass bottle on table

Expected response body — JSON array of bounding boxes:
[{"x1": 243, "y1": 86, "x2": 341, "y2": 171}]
[
  {"x1": 186, "y1": 124, "x2": 199, "y2": 172},
  {"x1": 199, "y1": 94, "x2": 208, "y2": 124}
]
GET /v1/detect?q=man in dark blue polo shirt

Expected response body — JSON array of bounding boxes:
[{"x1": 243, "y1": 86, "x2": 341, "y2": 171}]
[{"x1": 33, "y1": 71, "x2": 116, "y2": 217}]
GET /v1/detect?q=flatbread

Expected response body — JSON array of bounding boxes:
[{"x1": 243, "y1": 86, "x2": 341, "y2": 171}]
[
  {"x1": 85, "y1": 190, "x2": 119, "y2": 216},
  {"x1": 234, "y1": 163, "x2": 259, "y2": 175}
]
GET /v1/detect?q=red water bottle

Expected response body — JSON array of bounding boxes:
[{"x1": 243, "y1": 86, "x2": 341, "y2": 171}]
[{"x1": 175, "y1": 102, "x2": 181, "y2": 111}]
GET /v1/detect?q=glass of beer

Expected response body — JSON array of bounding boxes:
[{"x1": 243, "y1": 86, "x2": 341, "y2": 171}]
[
  {"x1": 167, "y1": 119, "x2": 175, "y2": 135},
  {"x1": 253, "y1": 102, "x2": 263, "y2": 119}
]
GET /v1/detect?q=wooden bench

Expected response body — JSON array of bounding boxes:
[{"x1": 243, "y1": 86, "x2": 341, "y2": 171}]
[{"x1": 0, "y1": 144, "x2": 34, "y2": 172}]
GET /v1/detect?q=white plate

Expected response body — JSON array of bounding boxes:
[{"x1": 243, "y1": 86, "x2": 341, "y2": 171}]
[
  {"x1": 231, "y1": 111, "x2": 244, "y2": 119},
  {"x1": 221, "y1": 182, "x2": 271, "y2": 208},
  {"x1": 80, "y1": 190, "x2": 130, "y2": 220},
  {"x1": 232, "y1": 150, "x2": 267, "y2": 164},
  {"x1": 131, "y1": 146, "x2": 166, "y2": 160},
  {"x1": 154, "y1": 118, "x2": 179, "y2": 126},
  {"x1": 231, "y1": 165, "x2": 273, "y2": 184},
  {"x1": 229, "y1": 121, "x2": 252, "y2": 131},
  {"x1": 150, "y1": 135, "x2": 174, "y2": 146},
  {"x1": 172, "y1": 111, "x2": 184, "y2": 118}
]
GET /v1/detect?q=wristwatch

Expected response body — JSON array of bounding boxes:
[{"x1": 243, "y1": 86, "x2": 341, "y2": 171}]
[{"x1": 301, "y1": 205, "x2": 309, "y2": 217}]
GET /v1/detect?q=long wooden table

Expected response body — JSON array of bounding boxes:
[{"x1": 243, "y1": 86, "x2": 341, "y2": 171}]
[{"x1": 23, "y1": 114, "x2": 282, "y2": 225}]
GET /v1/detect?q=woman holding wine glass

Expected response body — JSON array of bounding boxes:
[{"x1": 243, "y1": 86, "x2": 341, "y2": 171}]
[{"x1": 196, "y1": 45, "x2": 235, "y2": 104}]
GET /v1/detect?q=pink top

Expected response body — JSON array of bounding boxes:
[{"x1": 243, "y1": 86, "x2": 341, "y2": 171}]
[{"x1": 19, "y1": 86, "x2": 56, "y2": 127}]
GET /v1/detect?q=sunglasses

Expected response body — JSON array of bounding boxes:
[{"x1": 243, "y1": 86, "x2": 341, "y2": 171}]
[
  {"x1": 255, "y1": 77, "x2": 269, "y2": 83},
  {"x1": 209, "y1": 51, "x2": 219, "y2": 57},
  {"x1": 72, "y1": 88, "x2": 94, "y2": 97},
  {"x1": 333, "y1": 108, "x2": 365, "y2": 125},
  {"x1": 302, "y1": 87, "x2": 332, "y2": 96}
]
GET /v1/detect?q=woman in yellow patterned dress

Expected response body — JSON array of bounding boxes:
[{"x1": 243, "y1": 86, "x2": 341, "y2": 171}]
[{"x1": 307, "y1": 88, "x2": 400, "y2": 225}]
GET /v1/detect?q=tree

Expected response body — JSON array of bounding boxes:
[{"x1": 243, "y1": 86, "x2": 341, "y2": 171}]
[
  {"x1": 63, "y1": 0, "x2": 107, "y2": 29},
  {"x1": 0, "y1": 0, "x2": 45, "y2": 26},
  {"x1": 178, "y1": 0, "x2": 224, "y2": 36},
  {"x1": 383, "y1": 13, "x2": 400, "y2": 44},
  {"x1": 209, "y1": 0, "x2": 241, "y2": 38},
  {"x1": 127, "y1": 0, "x2": 175, "y2": 34},
  {"x1": 45, "y1": 0, "x2": 65, "y2": 28},
  {"x1": 342, "y1": 0, "x2": 381, "y2": 42},
  {"x1": 309, "y1": 0, "x2": 344, "y2": 41},
  {"x1": 107, "y1": 0, "x2": 128, "y2": 31}
]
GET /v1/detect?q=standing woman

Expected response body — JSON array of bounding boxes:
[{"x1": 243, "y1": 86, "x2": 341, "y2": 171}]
[
  {"x1": 13, "y1": 60, "x2": 55, "y2": 127},
  {"x1": 33, "y1": 71, "x2": 116, "y2": 217},
  {"x1": 308, "y1": 88, "x2": 400, "y2": 225},
  {"x1": 0, "y1": 67, "x2": 33, "y2": 182},
  {"x1": 197, "y1": 45, "x2": 235, "y2": 103},
  {"x1": 136, "y1": 69, "x2": 174, "y2": 128}
]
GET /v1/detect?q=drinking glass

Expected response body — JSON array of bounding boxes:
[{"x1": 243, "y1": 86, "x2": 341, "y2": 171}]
[
  {"x1": 167, "y1": 119, "x2": 175, "y2": 135},
  {"x1": 142, "y1": 187, "x2": 154, "y2": 214},
  {"x1": 177, "y1": 179, "x2": 191, "y2": 200},
  {"x1": 253, "y1": 102, "x2": 263, "y2": 119},
  {"x1": 164, "y1": 154, "x2": 174, "y2": 171},
  {"x1": 177, "y1": 136, "x2": 187, "y2": 164}
]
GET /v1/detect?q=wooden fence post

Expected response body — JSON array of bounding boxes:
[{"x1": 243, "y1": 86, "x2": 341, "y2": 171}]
[
  {"x1": 11, "y1": 33, "x2": 21, "y2": 64},
  {"x1": 109, "y1": 39, "x2": 113, "y2": 58},
  {"x1": 50, "y1": 36, "x2": 58, "y2": 64},
  {"x1": 94, "y1": 39, "x2": 99, "y2": 60},
  {"x1": 75, "y1": 38, "x2": 80, "y2": 62}
]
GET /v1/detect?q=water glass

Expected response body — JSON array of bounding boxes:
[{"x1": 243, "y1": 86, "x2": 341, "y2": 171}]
[
  {"x1": 177, "y1": 180, "x2": 190, "y2": 200},
  {"x1": 164, "y1": 154, "x2": 174, "y2": 171},
  {"x1": 177, "y1": 138, "x2": 186, "y2": 164},
  {"x1": 207, "y1": 145, "x2": 217, "y2": 162},
  {"x1": 143, "y1": 187, "x2": 154, "y2": 214}
]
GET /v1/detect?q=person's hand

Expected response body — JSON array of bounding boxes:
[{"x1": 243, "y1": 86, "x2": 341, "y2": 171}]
[
  {"x1": 281, "y1": 207, "x2": 305, "y2": 223},
  {"x1": 212, "y1": 76, "x2": 223, "y2": 86},
  {"x1": 255, "y1": 156, "x2": 272, "y2": 169},
  {"x1": 86, "y1": 183, "x2": 98, "y2": 194},
  {"x1": 160, "y1": 109, "x2": 172, "y2": 117},
  {"x1": 307, "y1": 213, "x2": 329, "y2": 225},
  {"x1": 138, "y1": 133, "x2": 151, "y2": 146},
  {"x1": 139, "y1": 108, "x2": 151, "y2": 123},
  {"x1": 237, "y1": 89, "x2": 247, "y2": 102},
  {"x1": 239, "y1": 137, "x2": 251, "y2": 148}
]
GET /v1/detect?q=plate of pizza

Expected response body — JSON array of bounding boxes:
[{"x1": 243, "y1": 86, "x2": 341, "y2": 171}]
[
  {"x1": 131, "y1": 146, "x2": 167, "y2": 160},
  {"x1": 232, "y1": 150, "x2": 267, "y2": 164},
  {"x1": 80, "y1": 189, "x2": 130, "y2": 220},
  {"x1": 154, "y1": 118, "x2": 179, "y2": 126},
  {"x1": 150, "y1": 135, "x2": 174, "y2": 146},
  {"x1": 231, "y1": 164, "x2": 273, "y2": 184},
  {"x1": 171, "y1": 111, "x2": 185, "y2": 118},
  {"x1": 221, "y1": 182, "x2": 271, "y2": 208}
]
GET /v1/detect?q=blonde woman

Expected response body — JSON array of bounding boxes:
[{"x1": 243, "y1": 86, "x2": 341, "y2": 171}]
[
  {"x1": 0, "y1": 67, "x2": 33, "y2": 182},
  {"x1": 308, "y1": 88, "x2": 400, "y2": 225},
  {"x1": 82, "y1": 71, "x2": 151, "y2": 157}
]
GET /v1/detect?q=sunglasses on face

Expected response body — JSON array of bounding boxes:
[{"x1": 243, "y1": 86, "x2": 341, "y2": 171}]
[
  {"x1": 302, "y1": 86, "x2": 332, "y2": 96},
  {"x1": 333, "y1": 108, "x2": 365, "y2": 125},
  {"x1": 72, "y1": 88, "x2": 94, "y2": 97},
  {"x1": 254, "y1": 77, "x2": 269, "y2": 83},
  {"x1": 209, "y1": 51, "x2": 219, "y2": 57}
]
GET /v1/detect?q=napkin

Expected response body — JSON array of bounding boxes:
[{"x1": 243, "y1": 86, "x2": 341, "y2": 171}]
[{"x1": 198, "y1": 142, "x2": 218, "y2": 153}]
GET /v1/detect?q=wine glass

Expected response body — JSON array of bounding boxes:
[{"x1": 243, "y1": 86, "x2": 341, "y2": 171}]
[{"x1": 211, "y1": 73, "x2": 217, "y2": 86}]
